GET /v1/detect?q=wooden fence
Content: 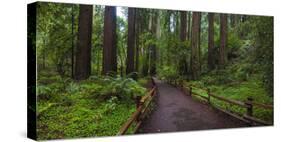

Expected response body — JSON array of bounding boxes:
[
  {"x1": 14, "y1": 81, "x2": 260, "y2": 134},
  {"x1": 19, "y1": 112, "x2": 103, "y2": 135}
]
[
  {"x1": 117, "y1": 78, "x2": 157, "y2": 135},
  {"x1": 176, "y1": 82, "x2": 273, "y2": 126},
  {"x1": 118, "y1": 78, "x2": 273, "y2": 135}
]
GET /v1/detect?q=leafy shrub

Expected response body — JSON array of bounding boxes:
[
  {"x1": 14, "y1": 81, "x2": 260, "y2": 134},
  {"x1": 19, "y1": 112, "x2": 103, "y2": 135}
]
[
  {"x1": 37, "y1": 85, "x2": 52, "y2": 96},
  {"x1": 80, "y1": 83, "x2": 103, "y2": 97},
  {"x1": 100, "y1": 76, "x2": 146, "y2": 99},
  {"x1": 227, "y1": 31, "x2": 242, "y2": 60},
  {"x1": 66, "y1": 82, "x2": 80, "y2": 94},
  {"x1": 137, "y1": 78, "x2": 149, "y2": 87},
  {"x1": 103, "y1": 96, "x2": 118, "y2": 114},
  {"x1": 158, "y1": 65, "x2": 178, "y2": 82},
  {"x1": 37, "y1": 74, "x2": 146, "y2": 139}
]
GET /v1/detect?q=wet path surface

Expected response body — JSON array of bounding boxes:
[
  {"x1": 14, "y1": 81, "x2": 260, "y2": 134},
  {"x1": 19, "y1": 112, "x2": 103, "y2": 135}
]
[{"x1": 137, "y1": 78, "x2": 248, "y2": 134}]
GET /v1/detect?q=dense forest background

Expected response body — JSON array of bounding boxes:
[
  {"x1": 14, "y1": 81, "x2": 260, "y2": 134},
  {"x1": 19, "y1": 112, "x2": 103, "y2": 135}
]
[{"x1": 36, "y1": 2, "x2": 273, "y2": 139}]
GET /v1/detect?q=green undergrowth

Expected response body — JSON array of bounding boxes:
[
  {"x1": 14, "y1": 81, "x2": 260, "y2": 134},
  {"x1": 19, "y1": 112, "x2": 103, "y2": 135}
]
[
  {"x1": 137, "y1": 77, "x2": 149, "y2": 87},
  {"x1": 37, "y1": 75, "x2": 149, "y2": 140},
  {"x1": 186, "y1": 75, "x2": 273, "y2": 122}
]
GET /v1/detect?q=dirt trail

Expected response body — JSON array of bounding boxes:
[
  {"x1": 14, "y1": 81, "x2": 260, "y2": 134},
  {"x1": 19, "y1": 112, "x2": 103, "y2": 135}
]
[{"x1": 137, "y1": 78, "x2": 248, "y2": 133}]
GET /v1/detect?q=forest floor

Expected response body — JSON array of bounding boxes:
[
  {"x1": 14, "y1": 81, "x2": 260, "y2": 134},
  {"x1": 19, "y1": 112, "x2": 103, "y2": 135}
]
[{"x1": 137, "y1": 78, "x2": 249, "y2": 134}]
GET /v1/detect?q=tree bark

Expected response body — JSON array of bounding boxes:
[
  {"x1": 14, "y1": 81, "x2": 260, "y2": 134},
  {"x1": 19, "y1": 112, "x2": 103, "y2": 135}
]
[
  {"x1": 190, "y1": 12, "x2": 200, "y2": 80},
  {"x1": 135, "y1": 9, "x2": 139, "y2": 73},
  {"x1": 180, "y1": 11, "x2": 187, "y2": 41},
  {"x1": 71, "y1": 5, "x2": 74, "y2": 78},
  {"x1": 74, "y1": 5, "x2": 93, "y2": 80},
  {"x1": 179, "y1": 11, "x2": 187, "y2": 75},
  {"x1": 103, "y1": 6, "x2": 117, "y2": 75},
  {"x1": 150, "y1": 11, "x2": 157, "y2": 76},
  {"x1": 126, "y1": 8, "x2": 136, "y2": 75},
  {"x1": 187, "y1": 12, "x2": 191, "y2": 40},
  {"x1": 198, "y1": 13, "x2": 202, "y2": 73},
  {"x1": 208, "y1": 13, "x2": 215, "y2": 70},
  {"x1": 142, "y1": 11, "x2": 152, "y2": 76},
  {"x1": 219, "y1": 14, "x2": 228, "y2": 69},
  {"x1": 166, "y1": 10, "x2": 171, "y2": 65}
]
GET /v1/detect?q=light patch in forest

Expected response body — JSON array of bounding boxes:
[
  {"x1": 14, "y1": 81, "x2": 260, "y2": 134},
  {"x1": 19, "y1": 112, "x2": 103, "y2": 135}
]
[{"x1": 117, "y1": 7, "x2": 126, "y2": 20}]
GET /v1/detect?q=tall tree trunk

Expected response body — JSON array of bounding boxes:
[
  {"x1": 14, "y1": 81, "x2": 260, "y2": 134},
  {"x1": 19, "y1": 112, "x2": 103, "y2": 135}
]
[
  {"x1": 219, "y1": 14, "x2": 228, "y2": 69},
  {"x1": 208, "y1": 13, "x2": 215, "y2": 70},
  {"x1": 103, "y1": 6, "x2": 117, "y2": 75},
  {"x1": 190, "y1": 12, "x2": 200, "y2": 80},
  {"x1": 180, "y1": 11, "x2": 187, "y2": 41},
  {"x1": 135, "y1": 9, "x2": 139, "y2": 73},
  {"x1": 150, "y1": 11, "x2": 157, "y2": 76},
  {"x1": 74, "y1": 5, "x2": 93, "y2": 80},
  {"x1": 187, "y1": 12, "x2": 191, "y2": 40},
  {"x1": 166, "y1": 10, "x2": 171, "y2": 65},
  {"x1": 198, "y1": 13, "x2": 202, "y2": 73},
  {"x1": 126, "y1": 8, "x2": 136, "y2": 75},
  {"x1": 142, "y1": 11, "x2": 152, "y2": 76},
  {"x1": 175, "y1": 12, "x2": 180, "y2": 36},
  {"x1": 179, "y1": 11, "x2": 187, "y2": 75},
  {"x1": 156, "y1": 12, "x2": 161, "y2": 66},
  {"x1": 71, "y1": 5, "x2": 74, "y2": 78},
  {"x1": 167, "y1": 10, "x2": 171, "y2": 33}
]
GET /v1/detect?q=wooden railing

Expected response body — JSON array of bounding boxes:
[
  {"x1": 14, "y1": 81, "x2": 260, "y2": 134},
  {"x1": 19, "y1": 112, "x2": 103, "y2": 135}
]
[
  {"x1": 175, "y1": 82, "x2": 273, "y2": 126},
  {"x1": 117, "y1": 79, "x2": 157, "y2": 135}
]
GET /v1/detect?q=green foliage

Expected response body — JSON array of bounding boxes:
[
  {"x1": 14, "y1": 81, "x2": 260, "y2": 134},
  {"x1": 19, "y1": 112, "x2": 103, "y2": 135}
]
[
  {"x1": 37, "y1": 94, "x2": 136, "y2": 139},
  {"x1": 36, "y1": 4, "x2": 274, "y2": 139},
  {"x1": 37, "y1": 74, "x2": 147, "y2": 139},
  {"x1": 227, "y1": 31, "x2": 243, "y2": 59},
  {"x1": 188, "y1": 71, "x2": 273, "y2": 122},
  {"x1": 66, "y1": 81, "x2": 80, "y2": 94},
  {"x1": 37, "y1": 2, "x2": 79, "y2": 76},
  {"x1": 252, "y1": 17, "x2": 273, "y2": 96},
  {"x1": 37, "y1": 85, "x2": 52, "y2": 96},
  {"x1": 100, "y1": 76, "x2": 146, "y2": 99},
  {"x1": 137, "y1": 77, "x2": 150, "y2": 87},
  {"x1": 158, "y1": 65, "x2": 179, "y2": 82}
]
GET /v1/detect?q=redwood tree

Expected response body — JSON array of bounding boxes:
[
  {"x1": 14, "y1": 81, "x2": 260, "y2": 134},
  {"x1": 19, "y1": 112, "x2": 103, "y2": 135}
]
[
  {"x1": 179, "y1": 11, "x2": 188, "y2": 75},
  {"x1": 71, "y1": 5, "x2": 74, "y2": 78},
  {"x1": 190, "y1": 12, "x2": 200, "y2": 80},
  {"x1": 103, "y1": 6, "x2": 117, "y2": 75},
  {"x1": 198, "y1": 12, "x2": 202, "y2": 72},
  {"x1": 150, "y1": 11, "x2": 157, "y2": 76},
  {"x1": 135, "y1": 9, "x2": 140, "y2": 73},
  {"x1": 208, "y1": 13, "x2": 215, "y2": 70},
  {"x1": 187, "y1": 12, "x2": 191, "y2": 40},
  {"x1": 126, "y1": 8, "x2": 136, "y2": 75},
  {"x1": 219, "y1": 14, "x2": 228, "y2": 69},
  {"x1": 74, "y1": 5, "x2": 93, "y2": 80}
]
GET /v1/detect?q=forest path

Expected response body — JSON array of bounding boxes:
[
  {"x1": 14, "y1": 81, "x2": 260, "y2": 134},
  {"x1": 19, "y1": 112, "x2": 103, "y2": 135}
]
[{"x1": 137, "y1": 78, "x2": 248, "y2": 133}]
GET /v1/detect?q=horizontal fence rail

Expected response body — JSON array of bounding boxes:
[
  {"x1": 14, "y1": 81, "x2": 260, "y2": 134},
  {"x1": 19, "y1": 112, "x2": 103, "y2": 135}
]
[
  {"x1": 171, "y1": 80, "x2": 273, "y2": 126},
  {"x1": 117, "y1": 79, "x2": 157, "y2": 135}
]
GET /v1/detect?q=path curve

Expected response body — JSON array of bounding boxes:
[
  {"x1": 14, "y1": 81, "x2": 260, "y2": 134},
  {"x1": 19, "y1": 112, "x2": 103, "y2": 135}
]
[{"x1": 137, "y1": 78, "x2": 248, "y2": 133}]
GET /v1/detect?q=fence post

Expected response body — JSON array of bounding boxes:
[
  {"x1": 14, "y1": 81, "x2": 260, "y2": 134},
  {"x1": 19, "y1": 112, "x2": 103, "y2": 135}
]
[
  {"x1": 135, "y1": 96, "x2": 142, "y2": 109},
  {"x1": 245, "y1": 97, "x2": 253, "y2": 117},
  {"x1": 189, "y1": 86, "x2": 192, "y2": 96},
  {"x1": 207, "y1": 88, "x2": 211, "y2": 104}
]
